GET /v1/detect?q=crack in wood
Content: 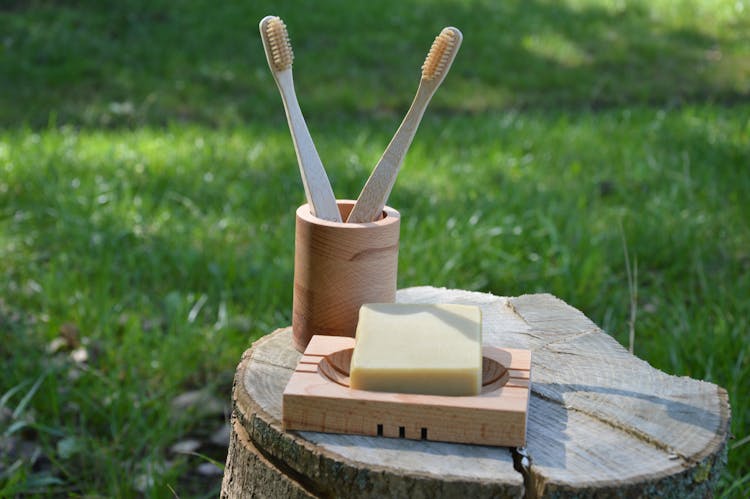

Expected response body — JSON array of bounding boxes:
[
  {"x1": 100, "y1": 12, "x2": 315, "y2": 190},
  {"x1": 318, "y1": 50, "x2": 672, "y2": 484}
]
[
  {"x1": 527, "y1": 378, "x2": 691, "y2": 466},
  {"x1": 511, "y1": 446, "x2": 532, "y2": 499},
  {"x1": 249, "y1": 356, "x2": 297, "y2": 371},
  {"x1": 538, "y1": 328, "x2": 599, "y2": 348}
]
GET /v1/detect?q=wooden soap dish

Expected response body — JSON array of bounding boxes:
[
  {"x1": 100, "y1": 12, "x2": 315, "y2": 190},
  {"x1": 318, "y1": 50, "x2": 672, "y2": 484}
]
[{"x1": 282, "y1": 335, "x2": 531, "y2": 447}]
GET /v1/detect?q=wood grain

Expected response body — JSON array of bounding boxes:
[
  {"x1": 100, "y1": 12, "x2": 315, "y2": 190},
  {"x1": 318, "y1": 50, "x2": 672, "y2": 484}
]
[
  {"x1": 282, "y1": 335, "x2": 531, "y2": 447},
  {"x1": 222, "y1": 287, "x2": 730, "y2": 498},
  {"x1": 292, "y1": 201, "x2": 400, "y2": 351}
]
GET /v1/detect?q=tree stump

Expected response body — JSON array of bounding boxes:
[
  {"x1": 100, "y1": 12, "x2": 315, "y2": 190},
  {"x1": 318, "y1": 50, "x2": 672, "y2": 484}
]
[{"x1": 221, "y1": 287, "x2": 730, "y2": 498}]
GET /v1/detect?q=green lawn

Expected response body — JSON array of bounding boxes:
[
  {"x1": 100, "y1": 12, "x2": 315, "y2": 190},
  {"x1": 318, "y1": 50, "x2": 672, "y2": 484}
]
[{"x1": 1, "y1": 0, "x2": 749, "y2": 497}]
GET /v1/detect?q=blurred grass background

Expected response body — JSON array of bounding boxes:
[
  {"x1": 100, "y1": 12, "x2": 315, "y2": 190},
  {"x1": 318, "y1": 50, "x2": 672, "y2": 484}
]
[{"x1": 1, "y1": 0, "x2": 749, "y2": 497}]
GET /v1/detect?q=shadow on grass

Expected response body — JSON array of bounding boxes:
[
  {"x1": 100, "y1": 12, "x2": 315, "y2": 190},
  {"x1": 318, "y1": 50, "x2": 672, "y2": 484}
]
[{"x1": 0, "y1": 0, "x2": 747, "y2": 128}]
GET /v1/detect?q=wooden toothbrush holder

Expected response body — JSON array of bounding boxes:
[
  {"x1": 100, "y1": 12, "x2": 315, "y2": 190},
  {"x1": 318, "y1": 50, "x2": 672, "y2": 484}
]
[{"x1": 292, "y1": 200, "x2": 400, "y2": 352}]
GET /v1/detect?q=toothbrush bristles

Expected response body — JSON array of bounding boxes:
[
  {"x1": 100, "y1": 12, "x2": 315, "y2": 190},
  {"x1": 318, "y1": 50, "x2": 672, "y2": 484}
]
[
  {"x1": 421, "y1": 28, "x2": 458, "y2": 81},
  {"x1": 266, "y1": 16, "x2": 294, "y2": 71}
]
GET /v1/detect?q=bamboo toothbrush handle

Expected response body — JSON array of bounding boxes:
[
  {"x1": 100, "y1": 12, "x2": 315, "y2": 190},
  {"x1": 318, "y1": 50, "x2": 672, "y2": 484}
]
[
  {"x1": 347, "y1": 26, "x2": 461, "y2": 223},
  {"x1": 347, "y1": 86, "x2": 433, "y2": 223},
  {"x1": 276, "y1": 70, "x2": 341, "y2": 222}
]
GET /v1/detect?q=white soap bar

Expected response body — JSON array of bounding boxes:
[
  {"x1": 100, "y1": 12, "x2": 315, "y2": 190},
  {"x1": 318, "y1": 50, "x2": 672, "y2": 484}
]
[{"x1": 349, "y1": 303, "x2": 482, "y2": 396}]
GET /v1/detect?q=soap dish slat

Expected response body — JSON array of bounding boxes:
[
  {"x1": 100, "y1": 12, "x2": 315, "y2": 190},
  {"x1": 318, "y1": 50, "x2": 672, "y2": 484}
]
[{"x1": 282, "y1": 335, "x2": 531, "y2": 447}]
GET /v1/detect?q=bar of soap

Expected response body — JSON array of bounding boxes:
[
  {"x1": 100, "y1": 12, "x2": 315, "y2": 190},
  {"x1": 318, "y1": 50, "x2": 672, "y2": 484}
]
[{"x1": 349, "y1": 303, "x2": 482, "y2": 396}]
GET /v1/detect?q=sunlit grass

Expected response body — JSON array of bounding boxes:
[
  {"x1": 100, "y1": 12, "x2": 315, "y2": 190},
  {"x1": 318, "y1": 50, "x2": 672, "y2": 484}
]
[
  {"x1": 1, "y1": 0, "x2": 749, "y2": 496},
  {"x1": 3, "y1": 103, "x2": 749, "y2": 494}
]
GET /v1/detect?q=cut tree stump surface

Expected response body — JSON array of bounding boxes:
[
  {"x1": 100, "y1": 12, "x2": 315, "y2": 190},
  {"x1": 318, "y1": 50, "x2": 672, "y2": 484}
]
[{"x1": 221, "y1": 287, "x2": 730, "y2": 498}]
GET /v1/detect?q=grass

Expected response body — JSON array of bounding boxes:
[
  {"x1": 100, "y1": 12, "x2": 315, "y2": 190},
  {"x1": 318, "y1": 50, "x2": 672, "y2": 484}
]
[{"x1": 1, "y1": 0, "x2": 749, "y2": 497}]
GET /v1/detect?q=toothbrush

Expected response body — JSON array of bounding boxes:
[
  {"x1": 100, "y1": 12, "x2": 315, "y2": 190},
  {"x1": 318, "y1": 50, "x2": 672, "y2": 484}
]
[
  {"x1": 259, "y1": 16, "x2": 342, "y2": 222},
  {"x1": 347, "y1": 27, "x2": 462, "y2": 223}
]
